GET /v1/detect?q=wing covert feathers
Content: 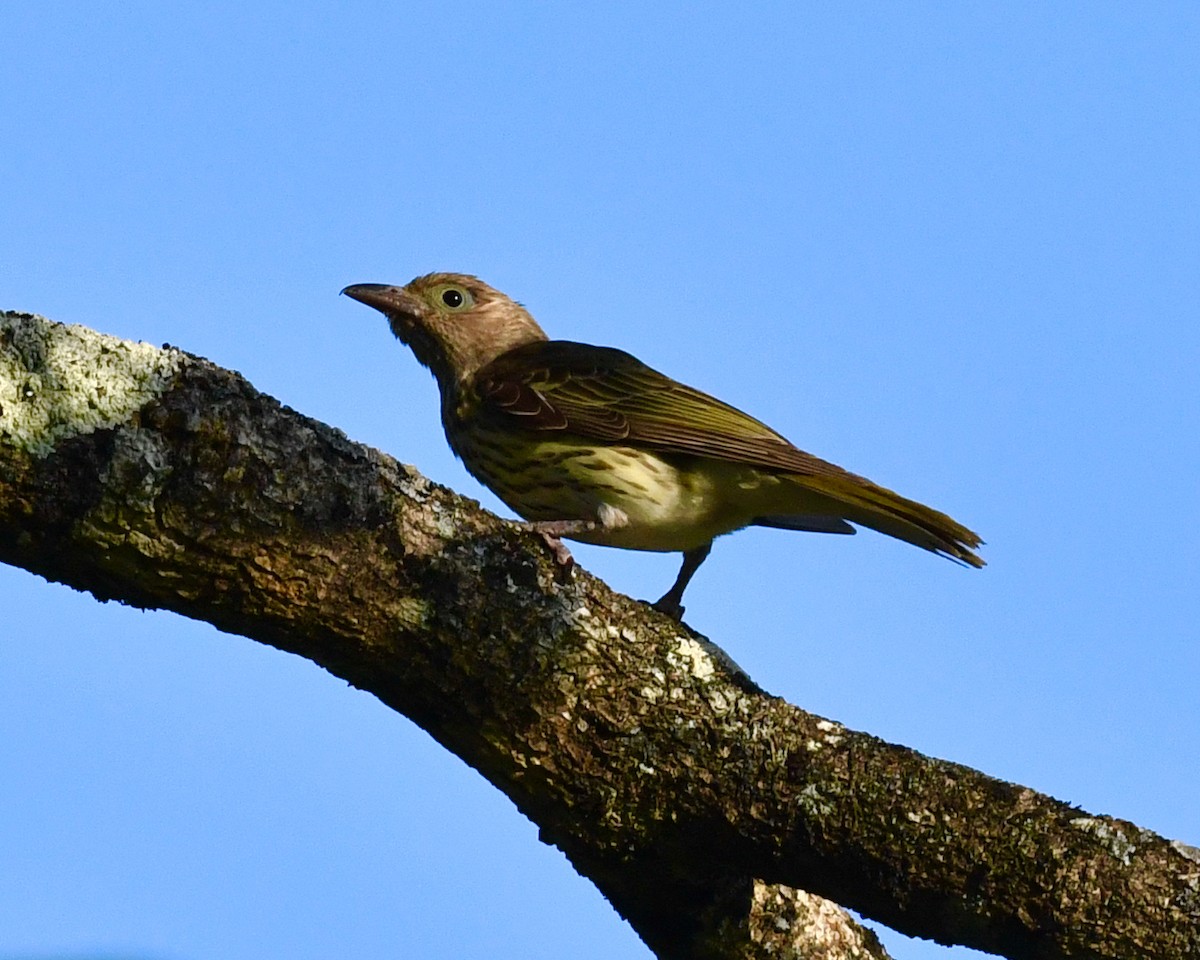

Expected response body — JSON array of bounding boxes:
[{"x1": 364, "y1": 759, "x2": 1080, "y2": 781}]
[{"x1": 472, "y1": 340, "x2": 984, "y2": 567}]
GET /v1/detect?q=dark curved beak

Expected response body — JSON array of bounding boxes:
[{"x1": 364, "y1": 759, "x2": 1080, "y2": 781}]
[{"x1": 341, "y1": 283, "x2": 419, "y2": 315}]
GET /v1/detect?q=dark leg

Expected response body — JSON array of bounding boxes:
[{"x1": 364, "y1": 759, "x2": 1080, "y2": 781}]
[{"x1": 652, "y1": 542, "x2": 713, "y2": 620}]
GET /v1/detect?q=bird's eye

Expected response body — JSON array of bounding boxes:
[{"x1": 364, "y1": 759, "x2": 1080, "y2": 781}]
[{"x1": 441, "y1": 288, "x2": 465, "y2": 308}]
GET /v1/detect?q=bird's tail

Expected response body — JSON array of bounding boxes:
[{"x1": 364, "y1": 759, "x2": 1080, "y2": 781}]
[{"x1": 771, "y1": 473, "x2": 985, "y2": 568}]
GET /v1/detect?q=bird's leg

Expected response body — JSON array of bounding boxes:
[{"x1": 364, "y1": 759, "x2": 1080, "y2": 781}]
[
  {"x1": 652, "y1": 542, "x2": 713, "y2": 620},
  {"x1": 528, "y1": 520, "x2": 593, "y2": 569},
  {"x1": 529, "y1": 518, "x2": 602, "y2": 538},
  {"x1": 527, "y1": 505, "x2": 629, "y2": 570}
]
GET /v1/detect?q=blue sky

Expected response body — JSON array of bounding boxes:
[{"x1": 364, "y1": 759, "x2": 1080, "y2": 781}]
[{"x1": 2, "y1": 4, "x2": 1197, "y2": 958}]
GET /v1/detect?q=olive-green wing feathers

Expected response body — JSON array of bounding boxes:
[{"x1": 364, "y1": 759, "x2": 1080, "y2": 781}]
[
  {"x1": 471, "y1": 341, "x2": 984, "y2": 567},
  {"x1": 472, "y1": 341, "x2": 856, "y2": 479}
]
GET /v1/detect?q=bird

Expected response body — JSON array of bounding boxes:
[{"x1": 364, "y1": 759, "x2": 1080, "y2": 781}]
[{"x1": 342, "y1": 273, "x2": 983, "y2": 618}]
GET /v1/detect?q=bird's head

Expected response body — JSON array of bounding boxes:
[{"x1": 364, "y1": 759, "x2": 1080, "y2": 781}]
[{"x1": 342, "y1": 272, "x2": 547, "y2": 387}]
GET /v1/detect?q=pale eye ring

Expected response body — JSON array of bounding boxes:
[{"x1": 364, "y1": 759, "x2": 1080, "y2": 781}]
[{"x1": 441, "y1": 289, "x2": 464, "y2": 308}]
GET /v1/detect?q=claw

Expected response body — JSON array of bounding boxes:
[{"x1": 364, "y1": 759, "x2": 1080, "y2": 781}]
[
  {"x1": 651, "y1": 594, "x2": 686, "y2": 621},
  {"x1": 540, "y1": 532, "x2": 576, "y2": 571}
]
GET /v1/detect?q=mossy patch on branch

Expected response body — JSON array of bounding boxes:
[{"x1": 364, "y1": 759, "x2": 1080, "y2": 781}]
[{"x1": 1, "y1": 312, "x2": 183, "y2": 456}]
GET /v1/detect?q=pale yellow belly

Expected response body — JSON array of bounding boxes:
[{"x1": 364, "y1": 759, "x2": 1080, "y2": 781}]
[{"x1": 452, "y1": 432, "x2": 791, "y2": 552}]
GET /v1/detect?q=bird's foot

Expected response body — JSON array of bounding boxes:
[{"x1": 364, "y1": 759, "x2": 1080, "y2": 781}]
[
  {"x1": 539, "y1": 532, "x2": 576, "y2": 572},
  {"x1": 525, "y1": 521, "x2": 585, "y2": 581},
  {"x1": 650, "y1": 593, "x2": 686, "y2": 621},
  {"x1": 648, "y1": 542, "x2": 712, "y2": 622}
]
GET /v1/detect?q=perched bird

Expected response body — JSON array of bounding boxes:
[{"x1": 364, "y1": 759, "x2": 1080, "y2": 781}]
[{"x1": 343, "y1": 273, "x2": 983, "y2": 618}]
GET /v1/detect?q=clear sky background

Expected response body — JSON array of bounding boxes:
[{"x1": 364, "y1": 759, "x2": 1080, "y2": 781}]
[{"x1": 2, "y1": 4, "x2": 1197, "y2": 959}]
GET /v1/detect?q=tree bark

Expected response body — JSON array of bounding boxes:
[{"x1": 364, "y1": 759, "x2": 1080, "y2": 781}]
[{"x1": 2, "y1": 310, "x2": 1197, "y2": 960}]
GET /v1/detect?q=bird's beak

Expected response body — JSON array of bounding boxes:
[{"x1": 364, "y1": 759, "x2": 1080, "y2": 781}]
[{"x1": 341, "y1": 283, "x2": 421, "y2": 317}]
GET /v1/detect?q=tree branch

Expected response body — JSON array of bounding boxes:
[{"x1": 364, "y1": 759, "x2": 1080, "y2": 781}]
[{"x1": 2, "y1": 311, "x2": 1197, "y2": 960}]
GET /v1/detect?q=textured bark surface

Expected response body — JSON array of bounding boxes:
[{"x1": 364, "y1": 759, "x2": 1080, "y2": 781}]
[{"x1": 3, "y1": 311, "x2": 1198, "y2": 960}]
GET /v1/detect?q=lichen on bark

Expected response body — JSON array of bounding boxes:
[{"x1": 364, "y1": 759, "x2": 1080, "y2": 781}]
[{"x1": 3, "y1": 311, "x2": 1198, "y2": 960}]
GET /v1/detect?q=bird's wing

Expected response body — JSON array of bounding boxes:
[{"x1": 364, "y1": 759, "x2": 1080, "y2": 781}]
[
  {"x1": 473, "y1": 340, "x2": 985, "y2": 567},
  {"x1": 471, "y1": 340, "x2": 861, "y2": 480}
]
